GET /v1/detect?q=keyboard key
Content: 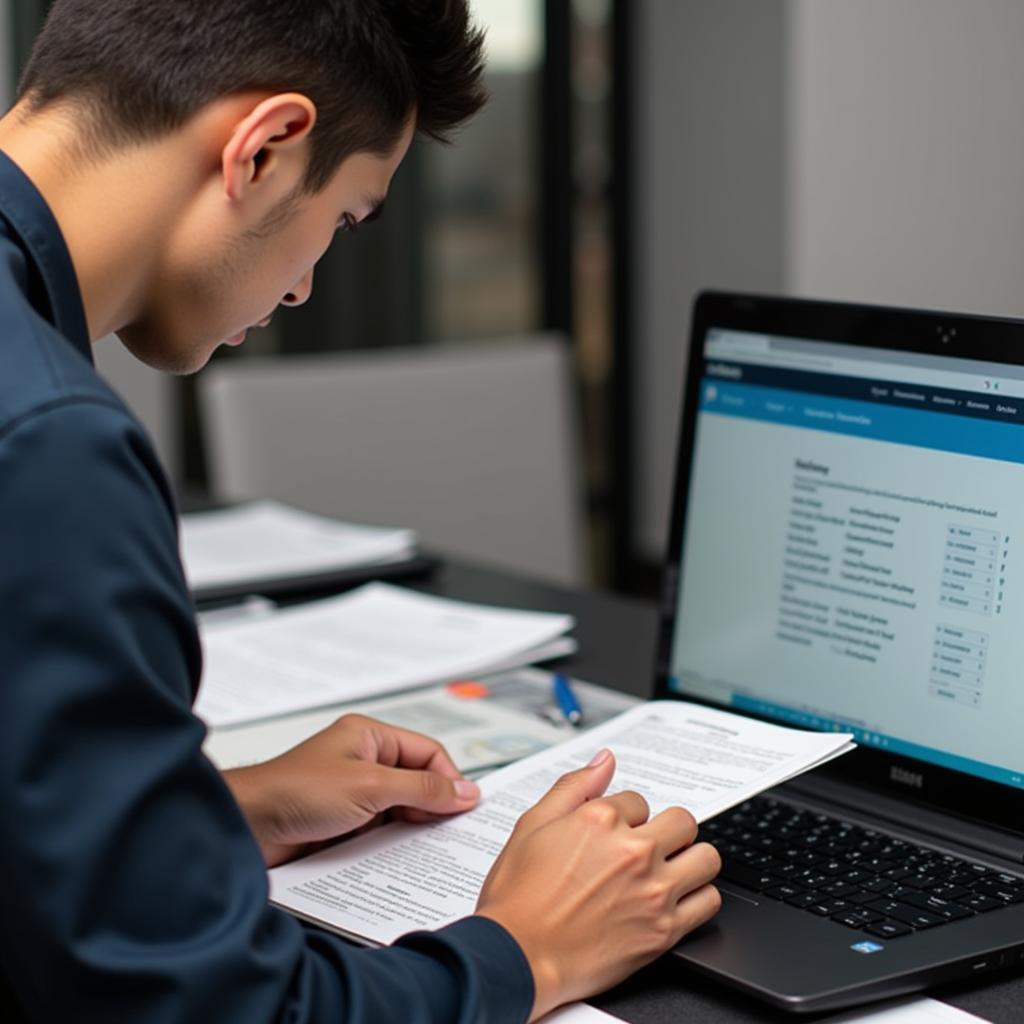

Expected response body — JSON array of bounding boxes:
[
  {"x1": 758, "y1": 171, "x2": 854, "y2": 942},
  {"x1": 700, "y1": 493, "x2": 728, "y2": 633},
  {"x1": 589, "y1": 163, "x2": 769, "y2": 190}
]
[
  {"x1": 994, "y1": 872, "x2": 1024, "y2": 889},
  {"x1": 821, "y1": 881, "x2": 861, "y2": 899},
  {"x1": 882, "y1": 867, "x2": 915, "y2": 882},
  {"x1": 817, "y1": 859, "x2": 846, "y2": 877},
  {"x1": 764, "y1": 883, "x2": 807, "y2": 901},
  {"x1": 972, "y1": 879, "x2": 1024, "y2": 903},
  {"x1": 864, "y1": 877, "x2": 898, "y2": 894},
  {"x1": 931, "y1": 884, "x2": 973, "y2": 901},
  {"x1": 901, "y1": 892, "x2": 974, "y2": 921},
  {"x1": 807, "y1": 898, "x2": 849, "y2": 917},
  {"x1": 784, "y1": 891, "x2": 821, "y2": 909},
  {"x1": 719, "y1": 863, "x2": 777, "y2": 892},
  {"x1": 864, "y1": 919, "x2": 914, "y2": 939},
  {"x1": 846, "y1": 891, "x2": 883, "y2": 906},
  {"x1": 832, "y1": 909, "x2": 884, "y2": 929},
  {"x1": 963, "y1": 893, "x2": 1005, "y2": 913},
  {"x1": 794, "y1": 871, "x2": 829, "y2": 889},
  {"x1": 877, "y1": 903, "x2": 945, "y2": 930}
]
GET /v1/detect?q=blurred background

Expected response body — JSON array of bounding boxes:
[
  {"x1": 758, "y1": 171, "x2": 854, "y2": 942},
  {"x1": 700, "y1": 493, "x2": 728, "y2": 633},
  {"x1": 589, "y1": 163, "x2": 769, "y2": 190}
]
[{"x1": 4, "y1": 1, "x2": 1024, "y2": 594}]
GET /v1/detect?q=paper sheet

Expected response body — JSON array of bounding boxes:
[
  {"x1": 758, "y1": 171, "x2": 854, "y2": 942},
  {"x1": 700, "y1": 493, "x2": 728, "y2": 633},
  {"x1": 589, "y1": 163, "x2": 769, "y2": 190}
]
[
  {"x1": 539, "y1": 1006, "x2": 624, "y2": 1024},
  {"x1": 180, "y1": 501, "x2": 416, "y2": 592},
  {"x1": 195, "y1": 583, "x2": 575, "y2": 727},
  {"x1": 537, "y1": 996, "x2": 987, "y2": 1024},
  {"x1": 269, "y1": 700, "x2": 854, "y2": 944},
  {"x1": 829, "y1": 996, "x2": 991, "y2": 1022}
]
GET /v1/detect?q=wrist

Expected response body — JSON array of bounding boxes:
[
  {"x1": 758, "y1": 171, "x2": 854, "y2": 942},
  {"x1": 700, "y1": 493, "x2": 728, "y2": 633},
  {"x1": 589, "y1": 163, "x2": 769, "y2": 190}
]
[
  {"x1": 222, "y1": 764, "x2": 289, "y2": 863},
  {"x1": 476, "y1": 909, "x2": 562, "y2": 1021}
]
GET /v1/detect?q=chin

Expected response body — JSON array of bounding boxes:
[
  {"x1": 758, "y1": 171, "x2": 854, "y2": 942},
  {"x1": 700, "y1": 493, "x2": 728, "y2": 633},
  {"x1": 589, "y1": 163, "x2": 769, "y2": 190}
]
[{"x1": 115, "y1": 325, "x2": 217, "y2": 376}]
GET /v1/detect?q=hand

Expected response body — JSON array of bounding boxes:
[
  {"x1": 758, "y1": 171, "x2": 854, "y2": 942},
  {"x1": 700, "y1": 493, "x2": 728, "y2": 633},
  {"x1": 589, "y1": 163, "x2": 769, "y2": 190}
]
[
  {"x1": 475, "y1": 749, "x2": 721, "y2": 1022},
  {"x1": 222, "y1": 714, "x2": 480, "y2": 868}
]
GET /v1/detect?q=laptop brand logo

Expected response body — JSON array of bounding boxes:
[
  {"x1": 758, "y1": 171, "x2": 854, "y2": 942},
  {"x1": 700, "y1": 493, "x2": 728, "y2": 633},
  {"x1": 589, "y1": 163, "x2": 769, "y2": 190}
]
[
  {"x1": 890, "y1": 765, "x2": 924, "y2": 789},
  {"x1": 851, "y1": 941, "x2": 885, "y2": 955}
]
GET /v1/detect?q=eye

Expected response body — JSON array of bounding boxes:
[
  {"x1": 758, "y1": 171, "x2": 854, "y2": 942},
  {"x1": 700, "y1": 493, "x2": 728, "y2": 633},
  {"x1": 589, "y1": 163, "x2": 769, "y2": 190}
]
[{"x1": 337, "y1": 212, "x2": 358, "y2": 234}]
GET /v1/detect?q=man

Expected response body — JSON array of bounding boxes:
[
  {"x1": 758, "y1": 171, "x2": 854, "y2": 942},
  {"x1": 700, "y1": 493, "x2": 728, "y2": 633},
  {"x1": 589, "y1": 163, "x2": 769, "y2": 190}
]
[{"x1": 0, "y1": 2, "x2": 721, "y2": 1021}]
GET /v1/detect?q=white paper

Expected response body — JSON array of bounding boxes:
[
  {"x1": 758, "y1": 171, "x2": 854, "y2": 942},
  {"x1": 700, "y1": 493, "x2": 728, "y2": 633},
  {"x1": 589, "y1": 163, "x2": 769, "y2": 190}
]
[
  {"x1": 180, "y1": 501, "x2": 416, "y2": 592},
  {"x1": 204, "y1": 684, "x2": 573, "y2": 773},
  {"x1": 269, "y1": 700, "x2": 854, "y2": 944},
  {"x1": 536, "y1": 995, "x2": 984, "y2": 1024},
  {"x1": 538, "y1": 1005, "x2": 624, "y2": 1024},
  {"x1": 195, "y1": 583, "x2": 575, "y2": 727},
  {"x1": 828, "y1": 996, "x2": 991, "y2": 1023}
]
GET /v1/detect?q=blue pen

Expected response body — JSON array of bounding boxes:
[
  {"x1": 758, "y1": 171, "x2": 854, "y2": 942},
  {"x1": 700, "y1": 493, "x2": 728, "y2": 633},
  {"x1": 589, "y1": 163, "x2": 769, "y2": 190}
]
[{"x1": 553, "y1": 672, "x2": 583, "y2": 727}]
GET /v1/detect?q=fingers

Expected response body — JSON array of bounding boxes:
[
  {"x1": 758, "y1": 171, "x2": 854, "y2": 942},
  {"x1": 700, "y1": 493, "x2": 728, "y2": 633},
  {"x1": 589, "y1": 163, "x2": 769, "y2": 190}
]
[
  {"x1": 667, "y1": 841, "x2": 722, "y2": 904},
  {"x1": 600, "y1": 790, "x2": 651, "y2": 828},
  {"x1": 517, "y1": 749, "x2": 616, "y2": 831},
  {"x1": 343, "y1": 714, "x2": 465, "y2": 782},
  {"x1": 673, "y1": 882, "x2": 723, "y2": 934},
  {"x1": 643, "y1": 805, "x2": 699, "y2": 858},
  {"x1": 366, "y1": 763, "x2": 480, "y2": 816}
]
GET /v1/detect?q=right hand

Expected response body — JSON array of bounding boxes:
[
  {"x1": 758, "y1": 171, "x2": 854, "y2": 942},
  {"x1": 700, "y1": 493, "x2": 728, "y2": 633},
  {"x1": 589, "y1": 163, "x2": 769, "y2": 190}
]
[{"x1": 475, "y1": 748, "x2": 722, "y2": 1021}]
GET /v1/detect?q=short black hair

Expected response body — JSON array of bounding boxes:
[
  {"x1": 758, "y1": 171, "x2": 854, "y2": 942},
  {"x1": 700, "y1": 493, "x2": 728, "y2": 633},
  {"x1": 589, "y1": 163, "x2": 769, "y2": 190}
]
[{"x1": 18, "y1": 0, "x2": 487, "y2": 192}]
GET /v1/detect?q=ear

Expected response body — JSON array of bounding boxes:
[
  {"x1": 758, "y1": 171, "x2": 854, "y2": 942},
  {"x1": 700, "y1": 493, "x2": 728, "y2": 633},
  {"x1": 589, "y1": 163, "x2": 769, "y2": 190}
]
[{"x1": 221, "y1": 93, "x2": 318, "y2": 202}]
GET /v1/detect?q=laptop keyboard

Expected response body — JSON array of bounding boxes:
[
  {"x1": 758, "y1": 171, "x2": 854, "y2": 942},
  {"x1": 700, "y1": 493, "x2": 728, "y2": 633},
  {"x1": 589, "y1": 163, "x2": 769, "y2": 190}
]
[{"x1": 700, "y1": 796, "x2": 1024, "y2": 939}]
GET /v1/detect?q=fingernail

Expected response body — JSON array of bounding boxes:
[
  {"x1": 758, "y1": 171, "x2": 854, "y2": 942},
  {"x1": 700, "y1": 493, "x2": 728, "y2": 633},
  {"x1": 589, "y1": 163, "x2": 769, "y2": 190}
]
[
  {"x1": 587, "y1": 748, "x2": 612, "y2": 767},
  {"x1": 455, "y1": 779, "x2": 480, "y2": 800}
]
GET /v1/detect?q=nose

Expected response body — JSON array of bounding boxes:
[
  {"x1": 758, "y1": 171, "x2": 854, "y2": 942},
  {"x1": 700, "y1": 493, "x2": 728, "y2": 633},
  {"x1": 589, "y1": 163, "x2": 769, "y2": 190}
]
[{"x1": 282, "y1": 267, "x2": 314, "y2": 307}]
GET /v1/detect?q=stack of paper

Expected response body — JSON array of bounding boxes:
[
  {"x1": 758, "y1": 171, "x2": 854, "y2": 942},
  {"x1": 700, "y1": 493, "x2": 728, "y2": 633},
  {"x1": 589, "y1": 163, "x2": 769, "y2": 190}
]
[
  {"x1": 180, "y1": 501, "x2": 418, "y2": 599},
  {"x1": 195, "y1": 583, "x2": 576, "y2": 728}
]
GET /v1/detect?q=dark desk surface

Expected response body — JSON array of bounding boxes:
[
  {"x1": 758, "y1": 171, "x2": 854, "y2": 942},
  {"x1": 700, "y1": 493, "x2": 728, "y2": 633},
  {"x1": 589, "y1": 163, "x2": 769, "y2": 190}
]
[{"x1": 409, "y1": 560, "x2": 1024, "y2": 1024}]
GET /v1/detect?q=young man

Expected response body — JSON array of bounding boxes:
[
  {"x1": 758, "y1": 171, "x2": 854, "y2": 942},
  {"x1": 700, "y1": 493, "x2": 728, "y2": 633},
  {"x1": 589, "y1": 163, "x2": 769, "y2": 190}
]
[{"x1": 0, "y1": 2, "x2": 721, "y2": 1021}]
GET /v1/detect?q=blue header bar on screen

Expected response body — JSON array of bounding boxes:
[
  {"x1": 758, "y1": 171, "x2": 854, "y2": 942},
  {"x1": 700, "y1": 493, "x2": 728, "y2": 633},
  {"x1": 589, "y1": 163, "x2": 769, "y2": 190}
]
[{"x1": 700, "y1": 379, "x2": 1024, "y2": 466}]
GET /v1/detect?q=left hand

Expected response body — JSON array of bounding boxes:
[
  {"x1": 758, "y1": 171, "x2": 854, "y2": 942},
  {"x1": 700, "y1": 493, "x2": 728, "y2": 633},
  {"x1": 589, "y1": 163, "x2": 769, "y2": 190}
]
[{"x1": 222, "y1": 713, "x2": 481, "y2": 867}]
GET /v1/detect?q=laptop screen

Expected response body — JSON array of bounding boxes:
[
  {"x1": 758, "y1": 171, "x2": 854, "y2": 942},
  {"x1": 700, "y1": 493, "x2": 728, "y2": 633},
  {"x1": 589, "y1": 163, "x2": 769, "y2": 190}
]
[{"x1": 665, "y1": 320, "x2": 1024, "y2": 793}]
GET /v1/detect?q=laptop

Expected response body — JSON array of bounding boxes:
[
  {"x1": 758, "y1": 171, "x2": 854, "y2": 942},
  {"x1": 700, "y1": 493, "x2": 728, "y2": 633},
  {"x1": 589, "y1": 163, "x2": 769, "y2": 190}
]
[{"x1": 656, "y1": 292, "x2": 1024, "y2": 1013}]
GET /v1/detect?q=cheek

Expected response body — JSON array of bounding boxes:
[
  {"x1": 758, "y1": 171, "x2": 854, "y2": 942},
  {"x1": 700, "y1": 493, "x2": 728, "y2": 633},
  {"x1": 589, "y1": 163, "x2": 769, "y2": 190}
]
[{"x1": 275, "y1": 221, "x2": 334, "y2": 286}]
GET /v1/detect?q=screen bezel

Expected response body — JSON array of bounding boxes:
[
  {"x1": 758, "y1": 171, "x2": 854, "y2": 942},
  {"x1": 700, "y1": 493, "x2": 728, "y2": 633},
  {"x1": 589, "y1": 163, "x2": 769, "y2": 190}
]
[{"x1": 653, "y1": 290, "x2": 1024, "y2": 837}]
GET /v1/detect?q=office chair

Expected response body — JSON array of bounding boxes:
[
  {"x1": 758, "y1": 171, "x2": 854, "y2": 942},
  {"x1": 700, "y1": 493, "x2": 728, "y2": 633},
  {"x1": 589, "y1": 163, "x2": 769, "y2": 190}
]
[{"x1": 198, "y1": 334, "x2": 587, "y2": 585}]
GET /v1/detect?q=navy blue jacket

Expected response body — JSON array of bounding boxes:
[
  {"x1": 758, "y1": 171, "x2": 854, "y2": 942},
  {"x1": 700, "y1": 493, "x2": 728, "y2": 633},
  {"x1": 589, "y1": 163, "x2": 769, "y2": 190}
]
[{"x1": 0, "y1": 151, "x2": 533, "y2": 1023}]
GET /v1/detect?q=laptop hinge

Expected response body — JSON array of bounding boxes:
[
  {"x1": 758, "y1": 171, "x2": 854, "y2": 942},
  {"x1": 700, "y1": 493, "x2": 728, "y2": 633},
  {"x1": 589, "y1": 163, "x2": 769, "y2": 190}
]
[{"x1": 780, "y1": 774, "x2": 1024, "y2": 866}]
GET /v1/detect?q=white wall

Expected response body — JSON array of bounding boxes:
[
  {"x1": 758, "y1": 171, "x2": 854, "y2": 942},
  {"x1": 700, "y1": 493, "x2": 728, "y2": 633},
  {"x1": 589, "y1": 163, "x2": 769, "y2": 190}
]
[
  {"x1": 633, "y1": 0, "x2": 1024, "y2": 561},
  {"x1": 788, "y1": 0, "x2": 1024, "y2": 317}
]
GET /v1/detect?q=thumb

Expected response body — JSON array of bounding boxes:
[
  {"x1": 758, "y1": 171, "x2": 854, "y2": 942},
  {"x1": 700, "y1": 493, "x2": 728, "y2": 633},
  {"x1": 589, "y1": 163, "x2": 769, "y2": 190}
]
[
  {"x1": 520, "y1": 748, "x2": 616, "y2": 831},
  {"x1": 370, "y1": 765, "x2": 481, "y2": 816}
]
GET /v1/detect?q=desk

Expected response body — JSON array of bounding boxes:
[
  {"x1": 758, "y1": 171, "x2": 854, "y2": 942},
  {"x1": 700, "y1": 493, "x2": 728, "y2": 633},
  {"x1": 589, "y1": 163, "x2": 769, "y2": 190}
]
[{"x1": 394, "y1": 560, "x2": 1023, "y2": 1024}]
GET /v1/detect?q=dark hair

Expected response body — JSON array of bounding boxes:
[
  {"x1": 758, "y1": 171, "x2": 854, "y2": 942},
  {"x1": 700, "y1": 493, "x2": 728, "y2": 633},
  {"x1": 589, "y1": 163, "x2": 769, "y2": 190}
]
[{"x1": 18, "y1": 0, "x2": 487, "y2": 191}]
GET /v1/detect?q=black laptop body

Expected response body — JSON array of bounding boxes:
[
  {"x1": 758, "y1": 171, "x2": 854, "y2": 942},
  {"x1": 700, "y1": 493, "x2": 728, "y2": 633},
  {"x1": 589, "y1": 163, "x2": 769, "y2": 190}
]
[{"x1": 655, "y1": 292, "x2": 1024, "y2": 1013}]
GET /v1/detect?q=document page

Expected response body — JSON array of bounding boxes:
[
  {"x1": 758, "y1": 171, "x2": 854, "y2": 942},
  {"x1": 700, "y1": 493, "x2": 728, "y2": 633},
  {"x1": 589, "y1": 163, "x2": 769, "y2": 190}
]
[
  {"x1": 180, "y1": 501, "x2": 416, "y2": 593},
  {"x1": 827, "y1": 997, "x2": 990, "y2": 1023},
  {"x1": 195, "y1": 583, "x2": 575, "y2": 727},
  {"x1": 269, "y1": 700, "x2": 853, "y2": 944}
]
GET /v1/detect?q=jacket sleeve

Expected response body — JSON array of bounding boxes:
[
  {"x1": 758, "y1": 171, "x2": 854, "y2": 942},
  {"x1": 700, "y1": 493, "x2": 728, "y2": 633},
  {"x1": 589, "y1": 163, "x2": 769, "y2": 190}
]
[{"x1": 0, "y1": 398, "x2": 534, "y2": 1024}]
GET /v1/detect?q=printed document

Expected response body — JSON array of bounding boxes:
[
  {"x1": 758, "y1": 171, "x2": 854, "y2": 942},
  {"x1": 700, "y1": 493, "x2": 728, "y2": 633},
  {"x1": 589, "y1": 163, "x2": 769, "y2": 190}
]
[
  {"x1": 195, "y1": 583, "x2": 575, "y2": 727},
  {"x1": 269, "y1": 700, "x2": 854, "y2": 943},
  {"x1": 180, "y1": 501, "x2": 416, "y2": 594}
]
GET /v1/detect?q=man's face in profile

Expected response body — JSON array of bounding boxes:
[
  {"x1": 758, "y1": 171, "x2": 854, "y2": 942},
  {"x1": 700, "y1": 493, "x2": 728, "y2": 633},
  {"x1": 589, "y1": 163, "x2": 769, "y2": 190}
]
[{"x1": 116, "y1": 120, "x2": 414, "y2": 376}]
